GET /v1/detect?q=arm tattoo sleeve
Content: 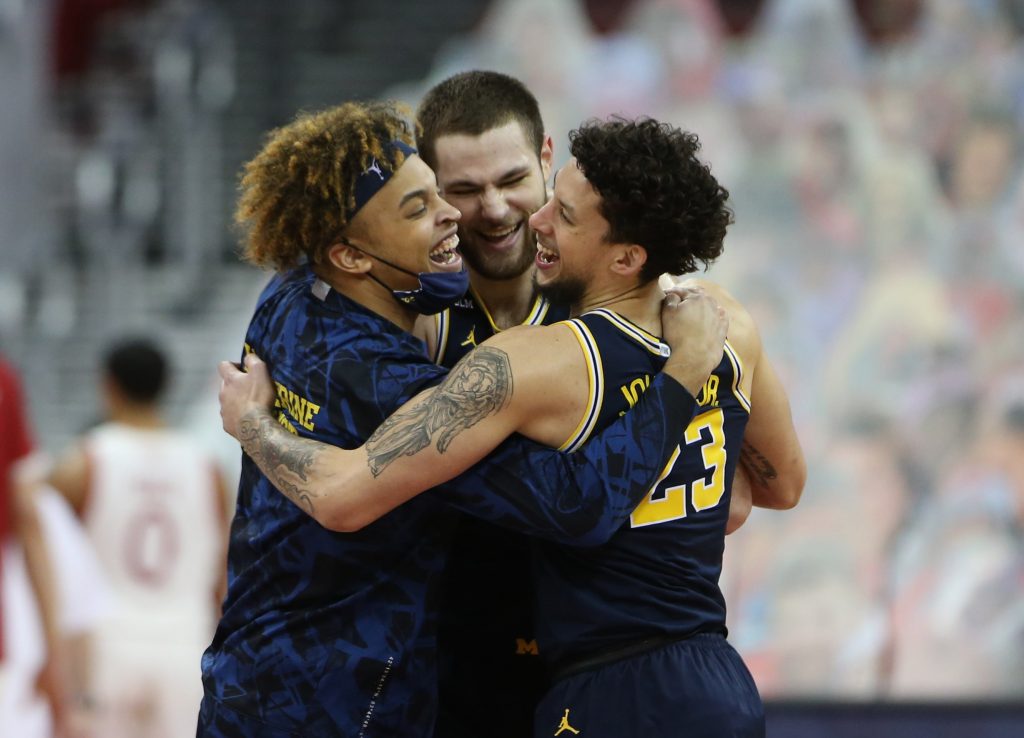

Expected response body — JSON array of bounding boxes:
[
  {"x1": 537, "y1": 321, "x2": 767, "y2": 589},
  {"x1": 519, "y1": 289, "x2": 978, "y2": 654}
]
[
  {"x1": 238, "y1": 408, "x2": 323, "y2": 517},
  {"x1": 739, "y1": 442, "x2": 778, "y2": 488},
  {"x1": 365, "y1": 346, "x2": 513, "y2": 477}
]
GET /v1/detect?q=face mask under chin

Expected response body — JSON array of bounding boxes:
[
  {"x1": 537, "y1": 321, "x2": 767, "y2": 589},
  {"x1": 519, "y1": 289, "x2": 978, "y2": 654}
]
[{"x1": 353, "y1": 243, "x2": 470, "y2": 315}]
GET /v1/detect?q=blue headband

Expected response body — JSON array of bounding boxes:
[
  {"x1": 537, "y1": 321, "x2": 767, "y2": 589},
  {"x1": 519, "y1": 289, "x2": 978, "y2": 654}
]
[{"x1": 349, "y1": 139, "x2": 418, "y2": 219}]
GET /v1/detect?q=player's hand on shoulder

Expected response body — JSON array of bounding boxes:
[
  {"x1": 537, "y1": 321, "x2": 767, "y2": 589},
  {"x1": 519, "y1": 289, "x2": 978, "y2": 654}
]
[
  {"x1": 660, "y1": 285, "x2": 728, "y2": 398},
  {"x1": 218, "y1": 353, "x2": 276, "y2": 440}
]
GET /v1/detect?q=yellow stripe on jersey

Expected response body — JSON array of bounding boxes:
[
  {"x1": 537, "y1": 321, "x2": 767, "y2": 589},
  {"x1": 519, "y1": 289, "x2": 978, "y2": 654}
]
[
  {"x1": 589, "y1": 309, "x2": 670, "y2": 357},
  {"x1": 432, "y1": 310, "x2": 450, "y2": 365},
  {"x1": 722, "y1": 341, "x2": 751, "y2": 413},
  {"x1": 471, "y1": 286, "x2": 552, "y2": 333},
  {"x1": 559, "y1": 320, "x2": 604, "y2": 453},
  {"x1": 468, "y1": 285, "x2": 501, "y2": 333},
  {"x1": 531, "y1": 297, "x2": 551, "y2": 325}
]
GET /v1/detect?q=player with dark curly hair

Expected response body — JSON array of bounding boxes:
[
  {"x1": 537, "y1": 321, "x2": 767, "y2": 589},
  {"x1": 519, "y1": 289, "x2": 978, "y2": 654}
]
[
  {"x1": 203, "y1": 100, "x2": 732, "y2": 737},
  {"x1": 523, "y1": 117, "x2": 805, "y2": 737},
  {"x1": 567, "y1": 117, "x2": 731, "y2": 278}
]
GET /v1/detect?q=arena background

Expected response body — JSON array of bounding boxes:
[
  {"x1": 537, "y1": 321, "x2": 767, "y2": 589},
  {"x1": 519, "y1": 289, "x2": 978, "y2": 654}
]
[{"x1": 3, "y1": 0, "x2": 1024, "y2": 735}]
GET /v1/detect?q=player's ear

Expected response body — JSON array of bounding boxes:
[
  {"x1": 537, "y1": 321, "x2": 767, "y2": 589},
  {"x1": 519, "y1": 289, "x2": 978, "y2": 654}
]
[
  {"x1": 610, "y1": 243, "x2": 647, "y2": 277},
  {"x1": 539, "y1": 134, "x2": 554, "y2": 182},
  {"x1": 326, "y1": 241, "x2": 372, "y2": 274}
]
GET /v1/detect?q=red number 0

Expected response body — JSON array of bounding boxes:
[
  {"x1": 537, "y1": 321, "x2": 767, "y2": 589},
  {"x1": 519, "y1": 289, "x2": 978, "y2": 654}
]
[{"x1": 122, "y1": 505, "x2": 180, "y2": 586}]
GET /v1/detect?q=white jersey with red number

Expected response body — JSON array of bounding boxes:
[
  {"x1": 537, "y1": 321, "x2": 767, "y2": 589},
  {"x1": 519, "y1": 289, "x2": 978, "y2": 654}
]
[{"x1": 82, "y1": 422, "x2": 225, "y2": 645}]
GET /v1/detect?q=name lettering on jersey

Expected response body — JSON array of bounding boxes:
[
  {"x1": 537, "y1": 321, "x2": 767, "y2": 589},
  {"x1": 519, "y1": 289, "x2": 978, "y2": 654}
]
[
  {"x1": 273, "y1": 381, "x2": 322, "y2": 431},
  {"x1": 240, "y1": 344, "x2": 322, "y2": 430},
  {"x1": 696, "y1": 374, "x2": 719, "y2": 408},
  {"x1": 515, "y1": 638, "x2": 540, "y2": 656},
  {"x1": 618, "y1": 374, "x2": 652, "y2": 416},
  {"x1": 460, "y1": 326, "x2": 478, "y2": 349},
  {"x1": 275, "y1": 411, "x2": 299, "y2": 435}
]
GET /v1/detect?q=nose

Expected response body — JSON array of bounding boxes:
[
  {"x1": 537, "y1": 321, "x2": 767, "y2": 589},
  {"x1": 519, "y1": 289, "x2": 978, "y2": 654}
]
[
  {"x1": 480, "y1": 186, "x2": 508, "y2": 220},
  {"x1": 529, "y1": 198, "x2": 552, "y2": 233},
  {"x1": 440, "y1": 196, "x2": 461, "y2": 223}
]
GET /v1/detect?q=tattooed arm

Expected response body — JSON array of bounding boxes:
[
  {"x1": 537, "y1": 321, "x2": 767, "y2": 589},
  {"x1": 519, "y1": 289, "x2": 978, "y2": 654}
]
[
  {"x1": 740, "y1": 351, "x2": 805, "y2": 510},
  {"x1": 692, "y1": 279, "x2": 806, "y2": 513},
  {"x1": 219, "y1": 292, "x2": 727, "y2": 538},
  {"x1": 221, "y1": 348, "x2": 512, "y2": 530}
]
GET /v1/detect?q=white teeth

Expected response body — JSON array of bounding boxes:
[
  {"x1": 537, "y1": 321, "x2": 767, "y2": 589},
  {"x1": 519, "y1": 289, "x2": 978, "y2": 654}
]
[
  {"x1": 431, "y1": 233, "x2": 460, "y2": 256},
  {"x1": 536, "y1": 242, "x2": 559, "y2": 264},
  {"x1": 430, "y1": 233, "x2": 460, "y2": 263},
  {"x1": 481, "y1": 225, "x2": 518, "y2": 239}
]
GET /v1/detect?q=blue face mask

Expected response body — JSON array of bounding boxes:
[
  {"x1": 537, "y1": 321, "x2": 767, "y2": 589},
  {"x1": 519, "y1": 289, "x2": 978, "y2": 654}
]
[{"x1": 350, "y1": 244, "x2": 469, "y2": 315}]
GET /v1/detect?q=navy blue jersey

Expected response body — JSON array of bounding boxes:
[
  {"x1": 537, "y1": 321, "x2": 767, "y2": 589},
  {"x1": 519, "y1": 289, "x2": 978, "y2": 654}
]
[
  {"x1": 429, "y1": 286, "x2": 569, "y2": 367},
  {"x1": 536, "y1": 308, "x2": 751, "y2": 669},
  {"x1": 201, "y1": 271, "x2": 700, "y2": 737},
  {"x1": 434, "y1": 289, "x2": 568, "y2": 738},
  {"x1": 202, "y1": 268, "x2": 453, "y2": 735}
]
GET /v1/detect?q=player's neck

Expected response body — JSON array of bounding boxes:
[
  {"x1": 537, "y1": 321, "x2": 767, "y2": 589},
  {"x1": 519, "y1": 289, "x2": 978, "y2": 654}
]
[
  {"x1": 467, "y1": 267, "x2": 538, "y2": 330},
  {"x1": 323, "y1": 270, "x2": 418, "y2": 333},
  {"x1": 109, "y1": 404, "x2": 164, "y2": 429},
  {"x1": 577, "y1": 280, "x2": 663, "y2": 335}
]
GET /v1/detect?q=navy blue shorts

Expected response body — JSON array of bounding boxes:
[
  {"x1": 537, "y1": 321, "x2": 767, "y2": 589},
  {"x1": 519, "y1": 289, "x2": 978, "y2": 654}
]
[{"x1": 534, "y1": 634, "x2": 764, "y2": 738}]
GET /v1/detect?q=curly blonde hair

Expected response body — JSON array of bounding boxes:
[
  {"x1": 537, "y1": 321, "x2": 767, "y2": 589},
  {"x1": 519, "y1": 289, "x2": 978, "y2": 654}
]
[{"x1": 235, "y1": 101, "x2": 417, "y2": 270}]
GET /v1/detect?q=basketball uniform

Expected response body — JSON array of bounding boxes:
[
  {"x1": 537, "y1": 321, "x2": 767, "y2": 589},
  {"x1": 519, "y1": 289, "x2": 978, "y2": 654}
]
[
  {"x1": 199, "y1": 268, "x2": 698, "y2": 737},
  {"x1": 533, "y1": 309, "x2": 764, "y2": 738},
  {"x1": 432, "y1": 290, "x2": 569, "y2": 738},
  {"x1": 81, "y1": 422, "x2": 226, "y2": 738}
]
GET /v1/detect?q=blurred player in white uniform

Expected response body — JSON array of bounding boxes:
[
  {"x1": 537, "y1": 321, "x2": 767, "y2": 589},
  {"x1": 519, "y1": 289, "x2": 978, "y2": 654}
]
[{"x1": 27, "y1": 338, "x2": 231, "y2": 738}]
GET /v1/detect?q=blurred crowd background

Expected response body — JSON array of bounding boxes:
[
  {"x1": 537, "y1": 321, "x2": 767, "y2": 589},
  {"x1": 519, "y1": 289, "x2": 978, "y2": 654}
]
[{"x1": 2, "y1": 0, "x2": 1023, "y2": 708}]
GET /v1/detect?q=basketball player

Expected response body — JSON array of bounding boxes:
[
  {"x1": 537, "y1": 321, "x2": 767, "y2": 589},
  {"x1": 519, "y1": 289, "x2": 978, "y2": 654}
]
[
  {"x1": 415, "y1": 71, "x2": 768, "y2": 737},
  {"x1": 202, "y1": 100, "x2": 727, "y2": 737},
  {"x1": 414, "y1": 71, "x2": 563, "y2": 737},
  {"x1": 219, "y1": 115, "x2": 805, "y2": 737},
  {"x1": 34, "y1": 338, "x2": 230, "y2": 738}
]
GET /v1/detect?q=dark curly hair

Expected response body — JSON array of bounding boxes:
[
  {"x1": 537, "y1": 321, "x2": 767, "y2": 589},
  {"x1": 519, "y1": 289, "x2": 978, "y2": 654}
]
[
  {"x1": 235, "y1": 101, "x2": 417, "y2": 271},
  {"x1": 569, "y1": 117, "x2": 732, "y2": 281},
  {"x1": 416, "y1": 70, "x2": 545, "y2": 169}
]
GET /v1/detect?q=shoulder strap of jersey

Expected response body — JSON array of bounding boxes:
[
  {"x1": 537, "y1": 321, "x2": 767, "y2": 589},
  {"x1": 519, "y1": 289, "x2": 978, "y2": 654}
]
[
  {"x1": 557, "y1": 317, "x2": 605, "y2": 453},
  {"x1": 431, "y1": 309, "x2": 450, "y2": 365}
]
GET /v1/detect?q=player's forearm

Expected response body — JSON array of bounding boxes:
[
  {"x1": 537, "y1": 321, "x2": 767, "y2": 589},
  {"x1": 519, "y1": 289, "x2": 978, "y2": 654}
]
[
  {"x1": 740, "y1": 441, "x2": 805, "y2": 510},
  {"x1": 15, "y1": 479, "x2": 63, "y2": 663},
  {"x1": 237, "y1": 407, "x2": 362, "y2": 529}
]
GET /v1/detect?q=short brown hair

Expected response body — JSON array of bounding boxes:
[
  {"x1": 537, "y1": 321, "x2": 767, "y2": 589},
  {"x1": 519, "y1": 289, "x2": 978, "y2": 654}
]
[
  {"x1": 416, "y1": 70, "x2": 544, "y2": 169},
  {"x1": 235, "y1": 101, "x2": 416, "y2": 270}
]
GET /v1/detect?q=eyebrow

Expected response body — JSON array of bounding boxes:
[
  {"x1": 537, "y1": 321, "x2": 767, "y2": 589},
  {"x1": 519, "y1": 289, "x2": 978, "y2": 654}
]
[
  {"x1": 399, "y1": 189, "x2": 429, "y2": 208},
  {"x1": 552, "y1": 172, "x2": 575, "y2": 216},
  {"x1": 445, "y1": 165, "x2": 531, "y2": 189}
]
